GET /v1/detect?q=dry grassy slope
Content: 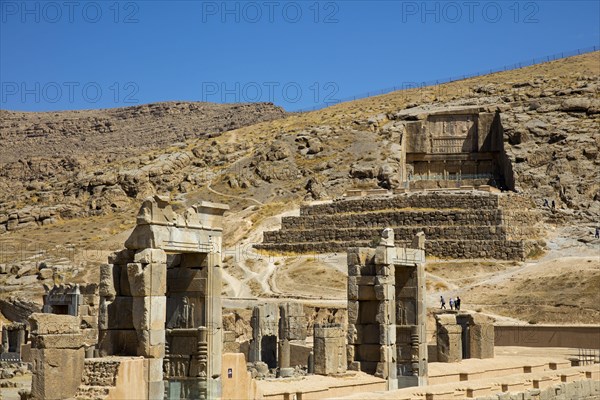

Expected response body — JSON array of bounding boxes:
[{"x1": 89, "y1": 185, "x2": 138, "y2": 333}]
[{"x1": 1, "y1": 52, "x2": 598, "y2": 226}]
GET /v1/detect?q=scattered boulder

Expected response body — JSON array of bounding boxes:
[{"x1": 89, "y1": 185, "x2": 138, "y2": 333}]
[{"x1": 0, "y1": 297, "x2": 42, "y2": 323}]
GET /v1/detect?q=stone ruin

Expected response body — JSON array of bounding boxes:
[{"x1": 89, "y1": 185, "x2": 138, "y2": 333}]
[
  {"x1": 257, "y1": 106, "x2": 544, "y2": 261},
  {"x1": 27, "y1": 195, "x2": 229, "y2": 400},
  {"x1": 21, "y1": 197, "x2": 500, "y2": 399},
  {"x1": 42, "y1": 283, "x2": 99, "y2": 354},
  {"x1": 347, "y1": 229, "x2": 428, "y2": 390},
  {"x1": 395, "y1": 106, "x2": 511, "y2": 190},
  {"x1": 313, "y1": 323, "x2": 346, "y2": 376},
  {"x1": 435, "y1": 312, "x2": 495, "y2": 363},
  {"x1": 28, "y1": 313, "x2": 88, "y2": 399},
  {"x1": 0, "y1": 322, "x2": 26, "y2": 362},
  {"x1": 257, "y1": 190, "x2": 542, "y2": 260},
  {"x1": 248, "y1": 302, "x2": 308, "y2": 376}
]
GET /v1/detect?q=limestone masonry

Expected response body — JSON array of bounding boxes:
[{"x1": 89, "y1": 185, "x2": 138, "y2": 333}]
[{"x1": 258, "y1": 190, "x2": 541, "y2": 260}]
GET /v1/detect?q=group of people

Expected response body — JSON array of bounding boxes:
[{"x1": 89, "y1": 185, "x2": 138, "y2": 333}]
[
  {"x1": 542, "y1": 198, "x2": 556, "y2": 210},
  {"x1": 440, "y1": 295, "x2": 461, "y2": 310}
]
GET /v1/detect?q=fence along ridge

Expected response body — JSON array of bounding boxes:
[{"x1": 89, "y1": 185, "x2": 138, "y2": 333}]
[{"x1": 294, "y1": 45, "x2": 599, "y2": 113}]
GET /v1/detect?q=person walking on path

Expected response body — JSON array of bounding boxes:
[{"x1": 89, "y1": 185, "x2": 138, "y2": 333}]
[
  {"x1": 440, "y1": 296, "x2": 446, "y2": 310},
  {"x1": 449, "y1": 298, "x2": 455, "y2": 310},
  {"x1": 595, "y1": 227, "x2": 599, "y2": 239},
  {"x1": 455, "y1": 296, "x2": 461, "y2": 310},
  {"x1": 543, "y1": 199, "x2": 549, "y2": 207}
]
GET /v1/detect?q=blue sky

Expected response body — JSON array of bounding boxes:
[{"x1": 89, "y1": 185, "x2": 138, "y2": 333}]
[{"x1": 1, "y1": 1, "x2": 599, "y2": 112}]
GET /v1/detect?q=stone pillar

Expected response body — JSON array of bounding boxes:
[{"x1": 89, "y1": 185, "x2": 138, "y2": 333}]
[
  {"x1": 435, "y1": 313, "x2": 462, "y2": 363},
  {"x1": 249, "y1": 307, "x2": 261, "y2": 363},
  {"x1": 278, "y1": 339, "x2": 290, "y2": 369},
  {"x1": 249, "y1": 304, "x2": 279, "y2": 368},
  {"x1": 29, "y1": 313, "x2": 85, "y2": 400},
  {"x1": 347, "y1": 229, "x2": 427, "y2": 391},
  {"x1": 456, "y1": 313, "x2": 494, "y2": 360},
  {"x1": 1, "y1": 328, "x2": 8, "y2": 353},
  {"x1": 313, "y1": 324, "x2": 346, "y2": 375},
  {"x1": 279, "y1": 303, "x2": 307, "y2": 369},
  {"x1": 374, "y1": 231, "x2": 398, "y2": 390},
  {"x1": 470, "y1": 322, "x2": 494, "y2": 359},
  {"x1": 206, "y1": 252, "x2": 223, "y2": 399},
  {"x1": 129, "y1": 248, "x2": 168, "y2": 400},
  {"x1": 16, "y1": 326, "x2": 26, "y2": 355}
]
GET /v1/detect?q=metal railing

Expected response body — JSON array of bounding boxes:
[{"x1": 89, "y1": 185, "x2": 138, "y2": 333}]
[
  {"x1": 578, "y1": 348, "x2": 600, "y2": 365},
  {"x1": 295, "y1": 45, "x2": 599, "y2": 113}
]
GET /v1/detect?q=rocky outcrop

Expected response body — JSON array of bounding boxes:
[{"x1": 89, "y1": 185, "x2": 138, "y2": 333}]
[
  {"x1": 0, "y1": 297, "x2": 41, "y2": 323},
  {"x1": 0, "y1": 53, "x2": 598, "y2": 236}
]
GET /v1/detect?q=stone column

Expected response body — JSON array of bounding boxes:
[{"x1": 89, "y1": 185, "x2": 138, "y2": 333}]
[
  {"x1": 374, "y1": 230, "x2": 398, "y2": 390},
  {"x1": 278, "y1": 303, "x2": 307, "y2": 369},
  {"x1": 435, "y1": 314, "x2": 462, "y2": 363},
  {"x1": 456, "y1": 313, "x2": 494, "y2": 359},
  {"x1": 1, "y1": 328, "x2": 8, "y2": 353},
  {"x1": 249, "y1": 307, "x2": 261, "y2": 363},
  {"x1": 206, "y1": 252, "x2": 223, "y2": 399},
  {"x1": 314, "y1": 324, "x2": 346, "y2": 375},
  {"x1": 16, "y1": 326, "x2": 26, "y2": 356},
  {"x1": 129, "y1": 248, "x2": 167, "y2": 400},
  {"x1": 29, "y1": 313, "x2": 85, "y2": 400}
]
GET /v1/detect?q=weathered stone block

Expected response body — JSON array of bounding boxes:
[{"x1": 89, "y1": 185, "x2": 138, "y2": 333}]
[
  {"x1": 314, "y1": 324, "x2": 346, "y2": 375},
  {"x1": 132, "y1": 296, "x2": 166, "y2": 331},
  {"x1": 346, "y1": 344, "x2": 355, "y2": 362},
  {"x1": 347, "y1": 324, "x2": 357, "y2": 344},
  {"x1": 149, "y1": 329, "x2": 166, "y2": 346},
  {"x1": 375, "y1": 301, "x2": 392, "y2": 324},
  {"x1": 99, "y1": 263, "x2": 119, "y2": 299},
  {"x1": 347, "y1": 263, "x2": 360, "y2": 277},
  {"x1": 98, "y1": 329, "x2": 138, "y2": 357},
  {"x1": 30, "y1": 347, "x2": 85, "y2": 400},
  {"x1": 134, "y1": 248, "x2": 167, "y2": 264},
  {"x1": 127, "y1": 262, "x2": 166, "y2": 297},
  {"x1": 144, "y1": 358, "x2": 164, "y2": 382},
  {"x1": 436, "y1": 321, "x2": 462, "y2": 363},
  {"x1": 108, "y1": 249, "x2": 135, "y2": 265},
  {"x1": 104, "y1": 296, "x2": 134, "y2": 330},
  {"x1": 470, "y1": 323, "x2": 494, "y2": 359},
  {"x1": 29, "y1": 313, "x2": 79, "y2": 335},
  {"x1": 347, "y1": 277, "x2": 358, "y2": 300},
  {"x1": 33, "y1": 333, "x2": 85, "y2": 349},
  {"x1": 137, "y1": 330, "x2": 165, "y2": 359},
  {"x1": 347, "y1": 300, "x2": 359, "y2": 324},
  {"x1": 380, "y1": 325, "x2": 396, "y2": 346}
]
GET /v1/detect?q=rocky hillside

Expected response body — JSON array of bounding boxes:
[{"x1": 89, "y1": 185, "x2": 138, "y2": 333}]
[
  {"x1": 0, "y1": 52, "x2": 598, "y2": 235},
  {"x1": 0, "y1": 52, "x2": 598, "y2": 326}
]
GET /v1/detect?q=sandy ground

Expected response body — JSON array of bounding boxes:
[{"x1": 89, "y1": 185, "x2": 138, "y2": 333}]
[{"x1": 1, "y1": 373, "x2": 31, "y2": 400}]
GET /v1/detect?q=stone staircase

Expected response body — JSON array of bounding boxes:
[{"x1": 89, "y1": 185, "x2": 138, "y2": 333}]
[
  {"x1": 74, "y1": 359, "x2": 120, "y2": 400},
  {"x1": 256, "y1": 191, "x2": 542, "y2": 260}
]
